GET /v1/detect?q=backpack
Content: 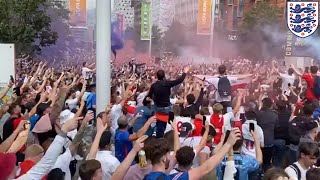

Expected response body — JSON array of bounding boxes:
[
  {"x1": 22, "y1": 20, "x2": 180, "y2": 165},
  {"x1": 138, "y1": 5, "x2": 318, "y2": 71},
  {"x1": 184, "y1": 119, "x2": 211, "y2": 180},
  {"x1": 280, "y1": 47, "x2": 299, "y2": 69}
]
[
  {"x1": 290, "y1": 163, "x2": 301, "y2": 180},
  {"x1": 313, "y1": 76, "x2": 320, "y2": 97},
  {"x1": 218, "y1": 76, "x2": 231, "y2": 97},
  {"x1": 288, "y1": 117, "x2": 310, "y2": 145}
]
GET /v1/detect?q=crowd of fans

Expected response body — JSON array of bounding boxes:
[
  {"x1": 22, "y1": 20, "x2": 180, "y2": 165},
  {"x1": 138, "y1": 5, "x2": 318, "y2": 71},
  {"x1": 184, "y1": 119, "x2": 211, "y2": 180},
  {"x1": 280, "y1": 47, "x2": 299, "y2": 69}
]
[{"x1": 1, "y1": 57, "x2": 320, "y2": 180}]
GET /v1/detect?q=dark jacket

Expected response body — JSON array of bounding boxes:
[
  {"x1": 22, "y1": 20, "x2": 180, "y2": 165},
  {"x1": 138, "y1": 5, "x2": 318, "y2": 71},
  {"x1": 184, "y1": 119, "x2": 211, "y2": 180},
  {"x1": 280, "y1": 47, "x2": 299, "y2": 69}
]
[
  {"x1": 274, "y1": 110, "x2": 291, "y2": 141},
  {"x1": 147, "y1": 73, "x2": 186, "y2": 107},
  {"x1": 256, "y1": 109, "x2": 278, "y2": 146},
  {"x1": 180, "y1": 88, "x2": 205, "y2": 118}
]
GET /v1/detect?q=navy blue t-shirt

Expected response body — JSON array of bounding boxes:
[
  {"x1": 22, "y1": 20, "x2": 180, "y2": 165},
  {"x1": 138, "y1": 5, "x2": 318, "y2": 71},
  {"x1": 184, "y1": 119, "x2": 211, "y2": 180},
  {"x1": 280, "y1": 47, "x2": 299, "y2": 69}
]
[
  {"x1": 115, "y1": 130, "x2": 133, "y2": 162},
  {"x1": 144, "y1": 171, "x2": 189, "y2": 180}
]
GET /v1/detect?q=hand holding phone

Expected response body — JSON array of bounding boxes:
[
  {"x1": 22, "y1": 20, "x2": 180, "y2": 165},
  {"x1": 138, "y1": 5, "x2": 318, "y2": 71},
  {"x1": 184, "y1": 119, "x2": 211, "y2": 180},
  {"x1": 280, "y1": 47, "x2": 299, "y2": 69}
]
[
  {"x1": 249, "y1": 122, "x2": 255, "y2": 132},
  {"x1": 168, "y1": 112, "x2": 175, "y2": 124},
  {"x1": 223, "y1": 130, "x2": 231, "y2": 145},
  {"x1": 10, "y1": 75, "x2": 14, "y2": 83}
]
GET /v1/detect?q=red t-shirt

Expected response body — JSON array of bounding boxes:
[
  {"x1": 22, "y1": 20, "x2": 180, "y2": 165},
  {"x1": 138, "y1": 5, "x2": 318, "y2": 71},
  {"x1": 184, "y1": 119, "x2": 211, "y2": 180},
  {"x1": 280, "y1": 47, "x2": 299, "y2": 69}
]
[
  {"x1": 210, "y1": 114, "x2": 224, "y2": 145},
  {"x1": 303, "y1": 74, "x2": 317, "y2": 101}
]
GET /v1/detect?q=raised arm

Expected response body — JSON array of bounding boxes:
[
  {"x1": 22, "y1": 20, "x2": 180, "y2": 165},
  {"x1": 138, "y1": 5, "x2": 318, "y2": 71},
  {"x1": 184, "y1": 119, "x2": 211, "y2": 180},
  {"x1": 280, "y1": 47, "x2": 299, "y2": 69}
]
[
  {"x1": 168, "y1": 66, "x2": 190, "y2": 87},
  {"x1": 7, "y1": 121, "x2": 30, "y2": 153},
  {"x1": 128, "y1": 116, "x2": 156, "y2": 141},
  {"x1": 86, "y1": 117, "x2": 108, "y2": 160},
  {"x1": 0, "y1": 81, "x2": 13, "y2": 99},
  {"x1": 111, "y1": 136, "x2": 148, "y2": 180},
  {"x1": 0, "y1": 120, "x2": 27, "y2": 153},
  {"x1": 189, "y1": 128, "x2": 241, "y2": 180},
  {"x1": 194, "y1": 121, "x2": 209, "y2": 155},
  {"x1": 252, "y1": 130, "x2": 263, "y2": 165},
  {"x1": 290, "y1": 64, "x2": 303, "y2": 77}
]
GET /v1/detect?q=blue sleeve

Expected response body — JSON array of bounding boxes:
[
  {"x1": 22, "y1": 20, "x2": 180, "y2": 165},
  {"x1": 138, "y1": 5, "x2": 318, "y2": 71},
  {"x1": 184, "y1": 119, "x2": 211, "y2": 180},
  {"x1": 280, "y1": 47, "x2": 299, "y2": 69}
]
[
  {"x1": 119, "y1": 131, "x2": 130, "y2": 142},
  {"x1": 313, "y1": 110, "x2": 319, "y2": 120},
  {"x1": 215, "y1": 164, "x2": 223, "y2": 180},
  {"x1": 243, "y1": 156, "x2": 259, "y2": 173},
  {"x1": 168, "y1": 172, "x2": 189, "y2": 180},
  {"x1": 92, "y1": 94, "x2": 96, "y2": 106}
]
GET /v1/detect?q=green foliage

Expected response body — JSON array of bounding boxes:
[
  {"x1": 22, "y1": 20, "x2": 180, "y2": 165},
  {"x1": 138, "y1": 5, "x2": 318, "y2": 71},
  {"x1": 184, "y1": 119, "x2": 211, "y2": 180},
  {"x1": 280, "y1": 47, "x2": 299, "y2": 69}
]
[
  {"x1": 0, "y1": 0, "x2": 64, "y2": 56},
  {"x1": 241, "y1": 1, "x2": 283, "y2": 32}
]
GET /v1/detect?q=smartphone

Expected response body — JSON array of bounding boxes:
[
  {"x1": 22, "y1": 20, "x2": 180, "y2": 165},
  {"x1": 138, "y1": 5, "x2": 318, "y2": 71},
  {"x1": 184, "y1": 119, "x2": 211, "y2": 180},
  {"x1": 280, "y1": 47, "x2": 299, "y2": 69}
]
[
  {"x1": 14, "y1": 87, "x2": 21, "y2": 96},
  {"x1": 249, "y1": 122, "x2": 255, "y2": 132},
  {"x1": 223, "y1": 130, "x2": 231, "y2": 145},
  {"x1": 202, "y1": 116, "x2": 207, "y2": 126},
  {"x1": 10, "y1": 75, "x2": 14, "y2": 83},
  {"x1": 168, "y1": 112, "x2": 175, "y2": 124}
]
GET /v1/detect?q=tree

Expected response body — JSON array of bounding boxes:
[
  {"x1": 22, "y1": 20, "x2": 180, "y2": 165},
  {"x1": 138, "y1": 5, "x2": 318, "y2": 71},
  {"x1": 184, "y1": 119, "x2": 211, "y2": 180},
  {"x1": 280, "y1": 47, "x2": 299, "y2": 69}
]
[
  {"x1": 39, "y1": 0, "x2": 80, "y2": 61},
  {"x1": 241, "y1": 1, "x2": 284, "y2": 32},
  {"x1": 239, "y1": 1, "x2": 285, "y2": 58},
  {"x1": 0, "y1": 0, "x2": 61, "y2": 57}
]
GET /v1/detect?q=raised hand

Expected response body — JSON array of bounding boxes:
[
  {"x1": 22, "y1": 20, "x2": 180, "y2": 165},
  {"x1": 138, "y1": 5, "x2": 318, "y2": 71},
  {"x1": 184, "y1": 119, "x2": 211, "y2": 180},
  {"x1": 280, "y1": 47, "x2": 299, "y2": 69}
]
[
  {"x1": 84, "y1": 111, "x2": 94, "y2": 123},
  {"x1": 96, "y1": 117, "x2": 108, "y2": 135},
  {"x1": 226, "y1": 128, "x2": 242, "y2": 146},
  {"x1": 133, "y1": 135, "x2": 148, "y2": 153},
  {"x1": 61, "y1": 117, "x2": 83, "y2": 134}
]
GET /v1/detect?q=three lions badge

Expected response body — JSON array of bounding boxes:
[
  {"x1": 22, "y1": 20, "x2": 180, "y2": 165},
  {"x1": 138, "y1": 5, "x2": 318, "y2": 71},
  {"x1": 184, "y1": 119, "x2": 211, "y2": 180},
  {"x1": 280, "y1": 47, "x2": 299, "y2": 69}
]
[{"x1": 287, "y1": 2, "x2": 318, "y2": 38}]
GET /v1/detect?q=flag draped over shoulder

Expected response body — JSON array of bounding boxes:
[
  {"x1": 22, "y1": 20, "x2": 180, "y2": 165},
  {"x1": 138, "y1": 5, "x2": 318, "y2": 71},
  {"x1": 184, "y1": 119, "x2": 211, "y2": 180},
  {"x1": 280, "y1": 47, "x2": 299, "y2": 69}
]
[{"x1": 193, "y1": 75, "x2": 250, "y2": 90}]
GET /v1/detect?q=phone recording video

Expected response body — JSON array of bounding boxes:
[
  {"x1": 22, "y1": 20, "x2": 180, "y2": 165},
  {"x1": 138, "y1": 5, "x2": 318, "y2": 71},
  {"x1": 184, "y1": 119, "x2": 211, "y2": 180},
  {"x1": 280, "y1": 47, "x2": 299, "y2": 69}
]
[
  {"x1": 202, "y1": 116, "x2": 207, "y2": 126},
  {"x1": 223, "y1": 130, "x2": 231, "y2": 145},
  {"x1": 10, "y1": 75, "x2": 14, "y2": 83},
  {"x1": 249, "y1": 122, "x2": 255, "y2": 132},
  {"x1": 168, "y1": 112, "x2": 175, "y2": 124}
]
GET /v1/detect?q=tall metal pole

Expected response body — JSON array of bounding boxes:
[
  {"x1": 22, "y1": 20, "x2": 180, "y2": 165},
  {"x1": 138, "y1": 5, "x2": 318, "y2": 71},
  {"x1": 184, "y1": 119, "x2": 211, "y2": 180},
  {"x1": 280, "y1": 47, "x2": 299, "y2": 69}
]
[
  {"x1": 96, "y1": 0, "x2": 111, "y2": 113},
  {"x1": 149, "y1": 0, "x2": 153, "y2": 57},
  {"x1": 209, "y1": 0, "x2": 216, "y2": 58}
]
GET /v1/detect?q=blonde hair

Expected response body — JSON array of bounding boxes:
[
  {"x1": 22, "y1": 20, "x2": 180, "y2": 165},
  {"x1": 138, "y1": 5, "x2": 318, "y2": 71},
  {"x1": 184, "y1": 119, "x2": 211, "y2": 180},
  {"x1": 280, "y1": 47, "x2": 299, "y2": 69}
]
[
  {"x1": 212, "y1": 103, "x2": 223, "y2": 114},
  {"x1": 25, "y1": 144, "x2": 44, "y2": 158}
]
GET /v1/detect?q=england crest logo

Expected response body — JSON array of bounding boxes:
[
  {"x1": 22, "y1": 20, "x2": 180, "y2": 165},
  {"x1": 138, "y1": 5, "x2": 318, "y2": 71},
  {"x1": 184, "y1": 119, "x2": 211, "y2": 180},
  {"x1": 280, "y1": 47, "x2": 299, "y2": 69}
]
[{"x1": 287, "y1": 2, "x2": 318, "y2": 38}]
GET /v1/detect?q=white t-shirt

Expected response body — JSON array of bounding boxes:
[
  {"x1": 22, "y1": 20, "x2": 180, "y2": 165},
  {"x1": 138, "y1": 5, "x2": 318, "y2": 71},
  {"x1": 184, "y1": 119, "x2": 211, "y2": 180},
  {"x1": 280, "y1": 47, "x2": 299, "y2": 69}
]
[
  {"x1": 211, "y1": 76, "x2": 238, "y2": 102},
  {"x1": 65, "y1": 98, "x2": 78, "y2": 110},
  {"x1": 285, "y1": 162, "x2": 308, "y2": 180},
  {"x1": 110, "y1": 104, "x2": 123, "y2": 135},
  {"x1": 96, "y1": 150, "x2": 120, "y2": 180},
  {"x1": 82, "y1": 67, "x2": 93, "y2": 79},
  {"x1": 280, "y1": 73, "x2": 295, "y2": 96},
  {"x1": 223, "y1": 112, "x2": 235, "y2": 133},
  {"x1": 137, "y1": 91, "x2": 148, "y2": 107},
  {"x1": 179, "y1": 136, "x2": 210, "y2": 168},
  {"x1": 241, "y1": 120, "x2": 264, "y2": 158}
]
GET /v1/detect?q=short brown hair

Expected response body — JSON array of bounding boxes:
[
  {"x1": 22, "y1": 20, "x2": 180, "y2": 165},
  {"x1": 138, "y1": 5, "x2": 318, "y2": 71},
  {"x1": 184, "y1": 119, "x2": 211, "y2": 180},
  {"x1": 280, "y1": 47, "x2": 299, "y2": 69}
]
[
  {"x1": 149, "y1": 138, "x2": 170, "y2": 165},
  {"x1": 25, "y1": 144, "x2": 44, "y2": 158},
  {"x1": 263, "y1": 168, "x2": 289, "y2": 180},
  {"x1": 79, "y1": 160, "x2": 101, "y2": 180},
  {"x1": 306, "y1": 168, "x2": 320, "y2": 180},
  {"x1": 212, "y1": 103, "x2": 223, "y2": 114}
]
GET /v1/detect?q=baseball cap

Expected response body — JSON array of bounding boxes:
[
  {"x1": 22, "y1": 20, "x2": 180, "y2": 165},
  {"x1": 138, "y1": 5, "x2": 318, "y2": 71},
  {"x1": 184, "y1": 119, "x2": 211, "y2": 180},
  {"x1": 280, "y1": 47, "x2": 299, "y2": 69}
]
[
  {"x1": 180, "y1": 122, "x2": 194, "y2": 137},
  {"x1": 47, "y1": 168, "x2": 65, "y2": 180}
]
